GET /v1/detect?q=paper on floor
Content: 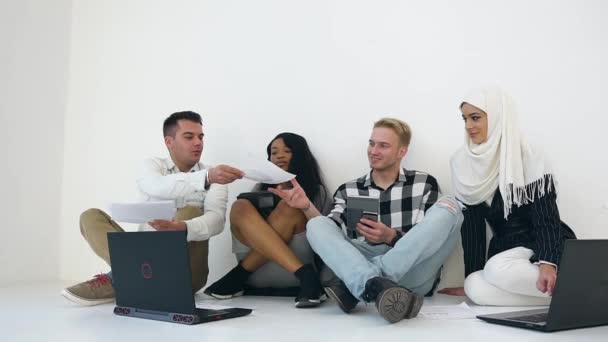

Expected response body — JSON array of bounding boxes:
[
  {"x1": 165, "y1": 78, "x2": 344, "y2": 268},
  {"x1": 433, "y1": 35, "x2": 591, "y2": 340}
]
[{"x1": 419, "y1": 302, "x2": 476, "y2": 320}]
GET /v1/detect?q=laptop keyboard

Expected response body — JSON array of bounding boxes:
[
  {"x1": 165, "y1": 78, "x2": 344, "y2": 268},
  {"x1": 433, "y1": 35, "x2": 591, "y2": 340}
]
[{"x1": 510, "y1": 313, "x2": 548, "y2": 323}]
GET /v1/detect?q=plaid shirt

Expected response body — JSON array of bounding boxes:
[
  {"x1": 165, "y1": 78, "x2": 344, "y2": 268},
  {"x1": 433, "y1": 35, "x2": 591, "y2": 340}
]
[{"x1": 328, "y1": 168, "x2": 440, "y2": 238}]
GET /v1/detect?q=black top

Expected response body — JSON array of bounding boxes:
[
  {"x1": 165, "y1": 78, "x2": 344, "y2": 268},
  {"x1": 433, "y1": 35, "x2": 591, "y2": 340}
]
[{"x1": 460, "y1": 177, "x2": 576, "y2": 277}]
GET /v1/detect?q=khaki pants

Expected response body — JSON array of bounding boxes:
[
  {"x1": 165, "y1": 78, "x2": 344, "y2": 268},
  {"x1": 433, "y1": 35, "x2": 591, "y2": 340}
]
[{"x1": 80, "y1": 207, "x2": 209, "y2": 293}]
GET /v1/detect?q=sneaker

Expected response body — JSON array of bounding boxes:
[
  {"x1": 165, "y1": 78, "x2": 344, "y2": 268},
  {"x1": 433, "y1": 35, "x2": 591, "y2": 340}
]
[
  {"x1": 61, "y1": 274, "x2": 114, "y2": 306},
  {"x1": 362, "y1": 277, "x2": 423, "y2": 323},
  {"x1": 320, "y1": 266, "x2": 359, "y2": 313},
  {"x1": 203, "y1": 265, "x2": 249, "y2": 299},
  {"x1": 294, "y1": 264, "x2": 322, "y2": 308}
]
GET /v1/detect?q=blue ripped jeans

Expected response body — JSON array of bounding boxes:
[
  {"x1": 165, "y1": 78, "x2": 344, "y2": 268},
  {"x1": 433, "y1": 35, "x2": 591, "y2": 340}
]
[{"x1": 306, "y1": 196, "x2": 463, "y2": 298}]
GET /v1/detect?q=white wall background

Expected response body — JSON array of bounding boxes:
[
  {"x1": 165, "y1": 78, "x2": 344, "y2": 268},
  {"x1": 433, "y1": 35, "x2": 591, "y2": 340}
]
[
  {"x1": 56, "y1": 0, "x2": 608, "y2": 287},
  {"x1": 0, "y1": 0, "x2": 71, "y2": 285}
]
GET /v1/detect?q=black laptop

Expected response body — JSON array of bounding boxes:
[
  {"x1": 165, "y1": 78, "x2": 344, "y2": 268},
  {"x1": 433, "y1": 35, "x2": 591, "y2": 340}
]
[
  {"x1": 477, "y1": 239, "x2": 608, "y2": 332},
  {"x1": 107, "y1": 230, "x2": 252, "y2": 325}
]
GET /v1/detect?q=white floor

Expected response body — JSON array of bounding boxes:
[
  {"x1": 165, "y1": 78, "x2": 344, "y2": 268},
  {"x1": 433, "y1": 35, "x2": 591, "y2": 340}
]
[{"x1": 2, "y1": 281, "x2": 607, "y2": 342}]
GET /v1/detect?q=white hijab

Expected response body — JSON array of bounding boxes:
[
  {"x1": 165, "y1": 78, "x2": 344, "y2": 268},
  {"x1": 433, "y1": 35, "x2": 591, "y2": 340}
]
[{"x1": 450, "y1": 87, "x2": 555, "y2": 219}]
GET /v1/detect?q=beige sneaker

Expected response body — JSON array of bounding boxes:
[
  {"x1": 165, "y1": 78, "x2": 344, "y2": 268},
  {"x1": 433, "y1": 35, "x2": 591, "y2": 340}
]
[{"x1": 61, "y1": 274, "x2": 115, "y2": 306}]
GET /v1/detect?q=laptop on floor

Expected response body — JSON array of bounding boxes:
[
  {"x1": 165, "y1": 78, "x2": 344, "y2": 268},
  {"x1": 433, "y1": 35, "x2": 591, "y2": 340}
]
[
  {"x1": 108, "y1": 230, "x2": 252, "y2": 325},
  {"x1": 477, "y1": 239, "x2": 608, "y2": 332}
]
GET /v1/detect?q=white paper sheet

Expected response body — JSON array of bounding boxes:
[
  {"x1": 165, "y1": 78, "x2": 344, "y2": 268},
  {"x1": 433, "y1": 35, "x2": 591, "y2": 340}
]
[
  {"x1": 419, "y1": 302, "x2": 477, "y2": 320},
  {"x1": 109, "y1": 200, "x2": 176, "y2": 224},
  {"x1": 241, "y1": 159, "x2": 295, "y2": 184}
]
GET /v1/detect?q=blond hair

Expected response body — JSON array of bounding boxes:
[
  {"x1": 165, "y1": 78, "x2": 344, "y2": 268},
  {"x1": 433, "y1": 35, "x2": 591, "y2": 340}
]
[{"x1": 373, "y1": 118, "x2": 412, "y2": 147}]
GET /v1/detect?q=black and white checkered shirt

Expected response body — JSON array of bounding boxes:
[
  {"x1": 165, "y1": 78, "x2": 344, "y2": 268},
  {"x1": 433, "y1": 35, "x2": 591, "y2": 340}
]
[{"x1": 328, "y1": 168, "x2": 440, "y2": 238}]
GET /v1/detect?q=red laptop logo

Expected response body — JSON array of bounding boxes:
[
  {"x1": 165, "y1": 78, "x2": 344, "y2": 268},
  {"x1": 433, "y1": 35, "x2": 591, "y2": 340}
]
[{"x1": 141, "y1": 262, "x2": 153, "y2": 279}]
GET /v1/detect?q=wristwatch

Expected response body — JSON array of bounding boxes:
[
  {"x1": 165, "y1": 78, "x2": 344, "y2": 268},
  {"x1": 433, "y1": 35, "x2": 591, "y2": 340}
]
[{"x1": 389, "y1": 230, "x2": 403, "y2": 247}]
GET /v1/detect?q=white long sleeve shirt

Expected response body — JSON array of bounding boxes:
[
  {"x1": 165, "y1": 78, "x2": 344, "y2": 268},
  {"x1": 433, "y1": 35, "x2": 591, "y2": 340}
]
[{"x1": 136, "y1": 157, "x2": 227, "y2": 241}]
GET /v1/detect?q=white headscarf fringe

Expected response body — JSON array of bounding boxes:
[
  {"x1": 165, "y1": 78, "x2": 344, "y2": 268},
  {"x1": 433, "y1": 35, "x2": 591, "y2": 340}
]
[{"x1": 503, "y1": 173, "x2": 556, "y2": 218}]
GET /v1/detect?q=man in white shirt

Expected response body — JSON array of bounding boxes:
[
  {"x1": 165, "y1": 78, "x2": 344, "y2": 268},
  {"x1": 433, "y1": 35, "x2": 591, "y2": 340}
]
[{"x1": 61, "y1": 111, "x2": 243, "y2": 306}]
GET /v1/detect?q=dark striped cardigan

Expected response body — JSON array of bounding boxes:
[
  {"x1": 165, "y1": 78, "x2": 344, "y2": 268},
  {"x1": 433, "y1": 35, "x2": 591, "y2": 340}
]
[{"x1": 460, "y1": 178, "x2": 576, "y2": 277}]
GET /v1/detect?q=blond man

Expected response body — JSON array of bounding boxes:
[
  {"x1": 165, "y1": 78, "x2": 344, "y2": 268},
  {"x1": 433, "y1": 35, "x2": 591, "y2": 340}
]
[{"x1": 270, "y1": 118, "x2": 463, "y2": 323}]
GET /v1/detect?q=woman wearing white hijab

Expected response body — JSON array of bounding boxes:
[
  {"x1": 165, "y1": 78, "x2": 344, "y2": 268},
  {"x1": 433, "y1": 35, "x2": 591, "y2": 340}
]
[{"x1": 439, "y1": 87, "x2": 575, "y2": 306}]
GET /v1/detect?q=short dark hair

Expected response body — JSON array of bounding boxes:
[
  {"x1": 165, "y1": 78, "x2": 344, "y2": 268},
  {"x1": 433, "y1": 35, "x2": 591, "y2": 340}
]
[{"x1": 163, "y1": 111, "x2": 202, "y2": 137}]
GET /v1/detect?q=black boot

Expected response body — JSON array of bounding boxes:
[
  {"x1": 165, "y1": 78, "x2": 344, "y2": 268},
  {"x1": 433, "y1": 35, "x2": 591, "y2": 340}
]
[
  {"x1": 362, "y1": 277, "x2": 423, "y2": 323},
  {"x1": 320, "y1": 265, "x2": 359, "y2": 313}
]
